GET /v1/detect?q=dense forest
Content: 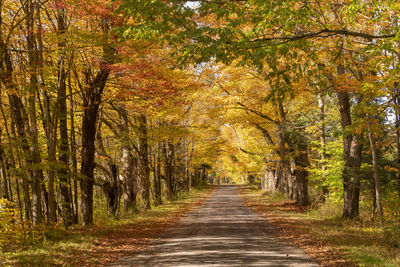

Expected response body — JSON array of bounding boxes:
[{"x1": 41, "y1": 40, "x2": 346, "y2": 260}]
[{"x1": 1, "y1": 0, "x2": 400, "y2": 264}]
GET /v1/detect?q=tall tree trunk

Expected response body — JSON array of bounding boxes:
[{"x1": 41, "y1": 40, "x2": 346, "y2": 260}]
[
  {"x1": 154, "y1": 143, "x2": 162, "y2": 206},
  {"x1": 56, "y1": 6, "x2": 73, "y2": 227},
  {"x1": 101, "y1": 164, "x2": 119, "y2": 215},
  {"x1": 26, "y1": 0, "x2": 42, "y2": 224},
  {"x1": 35, "y1": 0, "x2": 57, "y2": 224},
  {"x1": 0, "y1": 130, "x2": 9, "y2": 200},
  {"x1": 80, "y1": 20, "x2": 114, "y2": 226},
  {"x1": 121, "y1": 146, "x2": 137, "y2": 210},
  {"x1": 117, "y1": 105, "x2": 137, "y2": 211},
  {"x1": 294, "y1": 142, "x2": 309, "y2": 206},
  {"x1": 163, "y1": 141, "x2": 174, "y2": 200},
  {"x1": 138, "y1": 115, "x2": 150, "y2": 209},
  {"x1": 80, "y1": 80, "x2": 105, "y2": 226},
  {"x1": 276, "y1": 102, "x2": 290, "y2": 196},
  {"x1": 185, "y1": 139, "x2": 192, "y2": 192},
  {"x1": 318, "y1": 89, "x2": 329, "y2": 199},
  {"x1": 69, "y1": 72, "x2": 79, "y2": 224},
  {"x1": 337, "y1": 65, "x2": 363, "y2": 218},
  {"x1": 367, "y1": 119, "x2": 384, "y2": 220},
  {"x1": 394, "y1": 83, "x2": 400, "y2": 221}
]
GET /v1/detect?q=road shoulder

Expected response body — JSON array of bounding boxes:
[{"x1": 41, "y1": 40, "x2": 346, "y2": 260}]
[{"x1": 239, "y1": 186, "x2": 356, "y2": 267}]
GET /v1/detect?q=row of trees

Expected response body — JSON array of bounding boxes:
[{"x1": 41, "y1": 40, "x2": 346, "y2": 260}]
[
  {"x1": 202, "y1": 0, "x2": 400, "y2": 220},
  {"x1": 0, "y1": 0, "x2": 219, "y2": 230},
  {"x1": 119, "y1": 0, "x2": 400, "y2": 220},
  {"x1": 2, "y1": 0, "x2": 400, "y2": 236}
]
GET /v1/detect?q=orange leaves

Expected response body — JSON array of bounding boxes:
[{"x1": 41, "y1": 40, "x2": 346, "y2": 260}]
[
  {"x1": 64, "y1": 0, "x2": 124, "y2": 25},
  {"x1": 332, "y1": 73, "x2": 362, "y2": 93},
  {"x1": 108, "y1": 45, "x2": 199, "y2": 115}
]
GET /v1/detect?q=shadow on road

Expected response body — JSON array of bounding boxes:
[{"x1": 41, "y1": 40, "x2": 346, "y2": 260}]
[{"x1": 108, "y1": 185, "x2": 318, "y2": 267}]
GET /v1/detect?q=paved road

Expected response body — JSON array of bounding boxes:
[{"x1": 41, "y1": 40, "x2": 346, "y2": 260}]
[{"x1": 108, "y1": 185, "x2": 319, "y2": 267}]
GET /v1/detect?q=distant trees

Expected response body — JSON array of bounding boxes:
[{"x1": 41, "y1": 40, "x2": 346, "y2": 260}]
[
  {"x1": 119, "y1": 0, "x2": 400, "y2": 219},
  {"x1": 0, "y1": 0, "x2": 212, "y2": 231}
]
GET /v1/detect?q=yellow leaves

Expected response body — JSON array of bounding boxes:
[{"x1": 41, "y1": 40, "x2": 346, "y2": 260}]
[
  {"x1": 0, "y1": 198, "x2": 28, "y2": 251},
  {"x1": 333, "y1": 73, "x2": 362, "y2": 93}
]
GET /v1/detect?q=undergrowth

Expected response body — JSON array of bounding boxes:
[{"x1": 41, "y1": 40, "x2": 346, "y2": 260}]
[
  {"x1": 0, "y1": 185, "x2": 212, "y2": 266},
  {"x1": 242, "y1": 186, "x2": 400, "y2": 267}
]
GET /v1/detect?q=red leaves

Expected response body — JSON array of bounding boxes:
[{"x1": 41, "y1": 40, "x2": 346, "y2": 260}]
[
  {"x1": 110, "y1": 51, "x2": 188, "y2": 112},
  {"x1": 59, "y1": 0, "x2": 124, "y2": 26}
]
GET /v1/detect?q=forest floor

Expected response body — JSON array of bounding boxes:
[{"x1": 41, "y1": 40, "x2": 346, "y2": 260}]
[
  {"x1": 0, "y1": 185, "x2": 213, "y2": 266},
  {"x1": 240, "y1": 186, "x2": 400, "y2": 267},
  {"x1": 108, "y1": 185, "x2": 317, "y2": 266}
]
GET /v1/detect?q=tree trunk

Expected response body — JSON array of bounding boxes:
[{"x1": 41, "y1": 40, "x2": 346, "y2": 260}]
[
  {"x1": 394, "y1": 83, "x2": 400, "y2": 221},
  {"x1": 337, "y1": 65, "x2": 362, "y2": 218},
  {"x1": 80, "y1": 90, "x2": 102, "y2": 226},
  {"x1": 154, "y1": 144, "x2": 162, "y2": 206},
  {"x1": 56, "y1": 7, "x2": 73, "y2": 227},
  {"x1": 102, "y1": 164, "x2": 119, "y2": 215},
  {"x1": 116, "y1": 105, "x2": 137, "y2": 211},
  {"x1": 0, "y1": 130, "x2": 9, "y2": 200},
  {"x1": 80, "y1": 20, "x2": 114, "y2": 225},
  {"x1": 294, "y1": 143, "x2": 309, "y2": 206},
  {"x1": 121, "y1": 147, "x2": 137, "y2": 210},
  {"x1": 80, "y1": 68, "x2": 111, "y2": 226},
  {"x1": 138, "y1": 115, "x2": 150, "y2": 209},
  {"x1": 35, "y1": 1, "x2": 58, "y2": 225},
  {"x1": 185, "y1": 140, "x2": 191, "y2": 192},
  {"x1": 318, "y1": 89, "x2": 329, "y2": 199},
  {"x1": 69, "y1": 72, "x2": 79, "y2": 224},
  {"x1": 276, "y1": 102, "x2": 291, "y2": 196},
  {"x1": 163, "y1": 141, "x2": 175, "y2": 200},
  {"x1": 26, "y1": 0, "x2": 42, "y2": 224},
  {"x1": 122, "y1": 146, "x2": 137, "y2": 211},
  {"x1": 367, "y1": 120, "x2": 384, "y2": 219}
]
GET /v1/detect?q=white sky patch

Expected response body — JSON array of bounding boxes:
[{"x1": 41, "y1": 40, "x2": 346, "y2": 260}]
[{"x1": 184, "y1": 1, "x2": 201, "y2": 9}]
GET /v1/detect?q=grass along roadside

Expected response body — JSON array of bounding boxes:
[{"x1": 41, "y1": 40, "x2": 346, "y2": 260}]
[
  {"x1": 0, "y1": 185, "x2": 214, "y2": 266},
  {"x1": 239, "y1": 186, "x2": 400, "y2": 267}
]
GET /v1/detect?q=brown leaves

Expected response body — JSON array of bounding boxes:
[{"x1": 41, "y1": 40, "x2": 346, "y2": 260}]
[
  {"x1": 69, "y1": 188, "x2": 213, "y2": 266},
  {"x1": 239, "y1": 186, "x2": 357, "y2": 267}
]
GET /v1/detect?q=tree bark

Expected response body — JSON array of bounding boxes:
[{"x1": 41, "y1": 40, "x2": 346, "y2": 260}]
[
  {"x1": 394, "y1": 82, "x2": 400, "y2": 221},
  {"x1": 69, "y1": 71, "x2": 79, "y2": 224},
  {"x1": 318, "y1": 89, "x2": 329, "y2": 199},
  {"x1": 163, "y1": 141, "x2": 175, "y2": 200},
  {"x1": 0, "y1": 130, "x2": 9, "y2": 200},
  {"x1": 154, "y1": 143, "x2": 162, "y2": 206},
  {"x1": 118, "y1": 107, "x2": 138, "y2": 211},
  {"x1": 367, "y1": 119, "x2": 383, "y2": 220},
  {"x1": 26, "y1": 0, "x2": 43, "y2": 224},
  {"x1": 337, "y1": 65, "x2": 363, "y2": 218},
  {"x1": 101, "y1": 164, "x2": 119, "y2": 215},
  {"x1": 34, "y1": 0, "x2": 58, "y2": 224},
  {"x1": 294, "y1": 142, "x2": 309, "y2": 206},
  {"x1": 138, "y1": 115, "x2": 150, "y2": 209},
  {"x1": 56, "y1": 6, "x2": 73, "y2": 227},
  {"x1": 276, "y1": 102, "x2": 291, "y2": 196},
  {"x1": 80, "y1": 19, "x2": 115, "y2": 226}
]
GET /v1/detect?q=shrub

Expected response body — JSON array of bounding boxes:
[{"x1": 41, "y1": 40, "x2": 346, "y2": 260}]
[{"x1": 0, "y1": 198, "x2": 25, "y2": 251}]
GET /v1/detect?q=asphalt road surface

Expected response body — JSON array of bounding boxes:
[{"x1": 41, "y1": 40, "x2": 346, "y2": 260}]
[{"x1": 108, "y1": 185, "x2": 319, "y2": 267}]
